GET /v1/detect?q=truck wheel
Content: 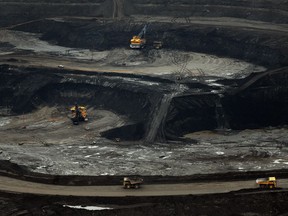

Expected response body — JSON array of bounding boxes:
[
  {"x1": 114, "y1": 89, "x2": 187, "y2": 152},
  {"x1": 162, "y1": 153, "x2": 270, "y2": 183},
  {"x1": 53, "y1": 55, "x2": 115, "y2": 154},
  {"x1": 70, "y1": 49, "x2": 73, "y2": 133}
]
[
  {"x1": 135, "y1": 184, "x2": 139, "y2": 189},
  {"x1": 127, "y1": 184, "x2": 131, "y2": 189}
]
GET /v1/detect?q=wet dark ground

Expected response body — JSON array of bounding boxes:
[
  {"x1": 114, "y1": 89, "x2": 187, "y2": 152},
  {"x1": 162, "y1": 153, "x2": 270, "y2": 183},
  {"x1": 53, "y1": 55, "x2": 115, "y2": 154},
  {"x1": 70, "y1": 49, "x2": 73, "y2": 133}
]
[{"x1": 1, "y1": 186, "x2": 288, "y2": 216}]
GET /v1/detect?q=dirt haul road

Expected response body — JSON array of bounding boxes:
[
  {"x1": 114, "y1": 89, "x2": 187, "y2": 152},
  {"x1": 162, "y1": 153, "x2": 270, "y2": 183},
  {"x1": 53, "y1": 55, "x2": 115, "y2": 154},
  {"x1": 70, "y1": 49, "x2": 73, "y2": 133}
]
[{"x1": 1, "y1": 176, "x2": 288, "y2": 197}]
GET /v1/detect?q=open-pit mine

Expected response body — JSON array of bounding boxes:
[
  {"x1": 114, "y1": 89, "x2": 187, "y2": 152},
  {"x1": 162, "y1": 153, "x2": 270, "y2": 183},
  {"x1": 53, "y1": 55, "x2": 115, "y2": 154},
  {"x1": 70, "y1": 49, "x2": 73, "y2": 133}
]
[{"x1": 0, "y1": 0, "x2": 288, "y2": 215}]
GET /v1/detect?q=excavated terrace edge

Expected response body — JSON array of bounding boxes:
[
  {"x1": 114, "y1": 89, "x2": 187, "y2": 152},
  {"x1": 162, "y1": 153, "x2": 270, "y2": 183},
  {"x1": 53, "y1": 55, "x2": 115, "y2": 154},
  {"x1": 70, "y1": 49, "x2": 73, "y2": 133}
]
[{"x1": 1, "y1": 160, "x2": 288, "y2": 186}]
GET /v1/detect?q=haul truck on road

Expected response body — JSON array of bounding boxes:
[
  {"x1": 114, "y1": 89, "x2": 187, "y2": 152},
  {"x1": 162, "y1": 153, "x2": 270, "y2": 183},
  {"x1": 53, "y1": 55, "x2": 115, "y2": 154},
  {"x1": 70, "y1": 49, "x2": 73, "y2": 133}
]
[
  {"x1": 256, "y1": 177, "x2": 277, "y2": 189},
  {"x1": 123, "y1": 177, "x2": 143, "y2": 189}
]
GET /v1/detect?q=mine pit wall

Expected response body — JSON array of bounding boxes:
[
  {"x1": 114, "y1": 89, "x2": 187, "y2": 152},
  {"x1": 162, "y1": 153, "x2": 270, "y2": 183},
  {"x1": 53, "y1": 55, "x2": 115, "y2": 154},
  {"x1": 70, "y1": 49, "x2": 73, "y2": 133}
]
[
  {"x1": 165, "y1": 94, "x2": 218, "y2": 139},
  {"x1": 13, "y1": 18, "x2": 288, "y2": 67},
  {"x1": 0, "y1": 1, "x2": 288, "y2": 31},
  {"x1": 126, "y1": 0, "x2": 288, "y2": 23},
  {"x1": 0, "y1": 0, "x2": 109, "y2": 27},
  {"x1": 164, "y1": 70, "x2": 288, "y2": 138},
  {"x1": 0, "y1": 66, "x2": 288, "y2": 141},
  {"x1": 0, "y1": 65, "x2": 155, "y2": 139},
  {"x1": 1, "y1": 65, "x2": 288, "y2": 141},
  {"x1": 36, "y1": 82, "x2": 151, "y2": 122},
  {"x1": 36, "y1": 81, "x2": 150, "y2": 140},
  {"x1": 0, "y1": 68, "x2": 63, "y2": 114},
  {"x1": 0, "y1": 67, "x2": 153, "y2": 118},
  {"x1": 155, "y1": 25, "x2": 288, "y2": 67},
  {"x1": 1, "y1": 0, "x2": 288, "y2": 27},
  {"x1": 222, "y1": 68, "x2": 288, "y2": 130},
  {"x1": 5, "y1": 0, "x2": 288, "y2": 67}
]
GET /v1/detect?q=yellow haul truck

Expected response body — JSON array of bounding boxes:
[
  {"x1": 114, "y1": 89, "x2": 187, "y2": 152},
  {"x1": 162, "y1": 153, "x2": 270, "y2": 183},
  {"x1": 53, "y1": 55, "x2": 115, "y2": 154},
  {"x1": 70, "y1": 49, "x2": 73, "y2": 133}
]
[
  {"x1": 256, "y1": 177, "x2": 277, "y2": 189},
  {"x1": 123, "y1": 177, "x2": 143, "y2": 189}
]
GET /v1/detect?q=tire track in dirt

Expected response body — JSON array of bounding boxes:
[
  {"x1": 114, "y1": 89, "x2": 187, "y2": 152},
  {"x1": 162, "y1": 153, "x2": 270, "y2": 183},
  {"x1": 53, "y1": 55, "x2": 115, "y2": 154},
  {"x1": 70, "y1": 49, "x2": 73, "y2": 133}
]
[{"x1": 113, "y1": 0, "x2": 124, "y2": 19}]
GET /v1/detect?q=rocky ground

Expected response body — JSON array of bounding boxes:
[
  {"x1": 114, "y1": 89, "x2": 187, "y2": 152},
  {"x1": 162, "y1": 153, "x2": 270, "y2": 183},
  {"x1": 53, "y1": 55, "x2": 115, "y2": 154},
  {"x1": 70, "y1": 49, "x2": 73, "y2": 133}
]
[
  {"x1": 1, "y1": 109, "x2": 288, "y2": 176},
  {"x1": 1, "y1": 189, "x2": 288, "y2": 216}
]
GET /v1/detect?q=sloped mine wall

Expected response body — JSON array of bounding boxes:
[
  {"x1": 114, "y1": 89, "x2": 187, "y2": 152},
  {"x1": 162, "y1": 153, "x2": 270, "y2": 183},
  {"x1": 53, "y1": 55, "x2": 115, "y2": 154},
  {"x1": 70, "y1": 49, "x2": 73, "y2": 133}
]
[
  {"x1": 0, "y1": 0, "x2": 110, "y2": 27},
  {"x1": 12, "y1": 19, "x2": 288, "y2": 67},
  {"x1": 223, "y1": 68, "x2": 288, "y2": 129},
  {"x1": 0, "y1": 67, "x2": 62, "y2": 113},
  {"x1": 125, "y1": 0, "x2": 288, "y2": 23},
  {"x1": 1, "y1": 65, "x2": 288, "y2": 141},
  {"x1": 165, "y1": 94, "x2": 218, "y2": 139},
  {"x1": 1, "y1": 0, "x2": 288, "y2": 27},
  {"x1": 0, "y1": 66, "x2": 152, "y2": 120},
  {"x1": 0, "y1": 65, "x2": 157, "y2": 140},
  {"x1": 165, "y1": 70, "x2": 288, "y2": 138}
]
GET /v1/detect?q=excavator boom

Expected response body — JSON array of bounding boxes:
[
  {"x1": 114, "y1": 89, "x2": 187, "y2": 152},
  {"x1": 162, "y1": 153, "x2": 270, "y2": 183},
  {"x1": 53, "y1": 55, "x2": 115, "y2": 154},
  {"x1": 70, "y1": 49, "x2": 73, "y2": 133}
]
[{"x1": 130, "y1": 25, "x2": 147, "y2": 49}]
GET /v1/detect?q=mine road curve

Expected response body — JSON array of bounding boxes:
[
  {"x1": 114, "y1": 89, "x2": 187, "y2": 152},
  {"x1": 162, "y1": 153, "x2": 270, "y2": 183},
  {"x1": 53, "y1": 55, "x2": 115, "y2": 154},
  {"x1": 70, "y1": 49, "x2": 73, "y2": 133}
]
[{"x1": 1, "y1": 176, "x2": 288, "y2": 197}]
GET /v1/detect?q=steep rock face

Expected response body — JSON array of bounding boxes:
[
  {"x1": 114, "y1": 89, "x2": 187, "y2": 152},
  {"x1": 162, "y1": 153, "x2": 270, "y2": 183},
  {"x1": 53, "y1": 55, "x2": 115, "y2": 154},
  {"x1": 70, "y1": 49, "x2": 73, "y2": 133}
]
[
  {"x1": 1, "y1": 65, "x2": 288, "y2": 141},
  {"x1": 166, "y1": 68, "x2": 288, "y2": 136},
  {"x1": 223, "y1": 68, "x2": 288, "y2": 130},
  {"x1": 165, "y1": 94, "x2": 218, "y2": 138},
  {"x1": 0, "y1": 67, "x2": 63, "y2": 113},
  {"x1": 0, "y1": 66, "x2": 152, "y2": 120}
]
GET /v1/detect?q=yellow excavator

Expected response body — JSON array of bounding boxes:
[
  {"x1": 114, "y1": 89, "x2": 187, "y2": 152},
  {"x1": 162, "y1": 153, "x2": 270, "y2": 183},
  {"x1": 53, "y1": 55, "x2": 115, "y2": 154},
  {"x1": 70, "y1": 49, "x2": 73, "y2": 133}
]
[
  {"x1": 130, "y1": 25, "x2": 147, "y2": 49},
  {"x1": 70, "y1": 104, "x2": 88, "y2": 125}
]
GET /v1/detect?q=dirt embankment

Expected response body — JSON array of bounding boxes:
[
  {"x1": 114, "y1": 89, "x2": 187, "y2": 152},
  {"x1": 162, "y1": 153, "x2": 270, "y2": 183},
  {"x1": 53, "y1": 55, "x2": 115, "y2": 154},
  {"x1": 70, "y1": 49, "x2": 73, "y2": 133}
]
[{"x1": 3, "y1": 159, "x2": 288, "y2": 186}]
